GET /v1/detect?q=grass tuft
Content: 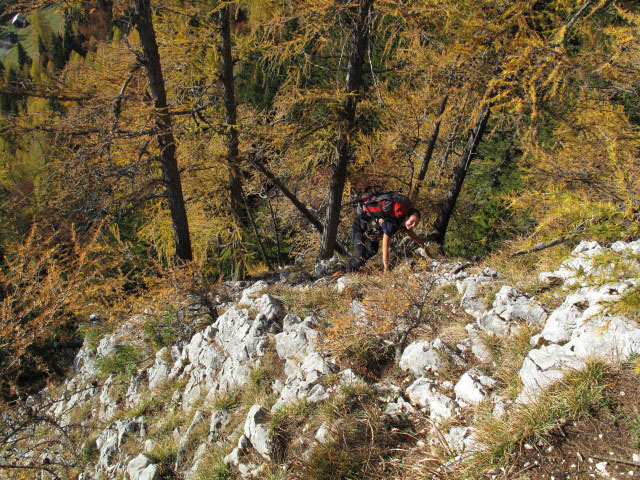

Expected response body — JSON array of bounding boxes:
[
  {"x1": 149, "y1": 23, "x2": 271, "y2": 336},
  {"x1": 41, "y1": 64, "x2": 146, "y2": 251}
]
[{"x1": 456, "y1": 360, "x2": 610, "y2": 478}]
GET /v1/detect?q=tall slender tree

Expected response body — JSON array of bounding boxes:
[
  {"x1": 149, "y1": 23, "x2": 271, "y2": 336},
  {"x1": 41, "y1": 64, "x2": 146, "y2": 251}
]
[
  {"x1": 134, "y1": 0, "x2": 192, "y2": 261},
  {"x1": 318, "y1": 0, "x2": 374, "y2": 259},
  {"x1": 429, "y1": 104, "x2": 491, "y2": 245},
  {"x1": 218, "y1": 4, "x2": 247, "y2": 227}
]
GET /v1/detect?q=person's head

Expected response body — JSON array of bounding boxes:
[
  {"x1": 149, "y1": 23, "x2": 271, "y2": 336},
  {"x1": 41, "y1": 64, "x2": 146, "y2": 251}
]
[{"x1": 404, "y1": 208, "x2": 421, "y2": 230}]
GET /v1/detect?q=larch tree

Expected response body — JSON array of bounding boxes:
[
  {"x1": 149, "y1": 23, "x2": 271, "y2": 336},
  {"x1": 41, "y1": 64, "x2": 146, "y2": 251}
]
[
  {"x1": 318, "y1": 0, "x2": 374, "y2": 259},
  {"x1": 217, "y1": 3, "x2": 247, "y2": 228},
  {"x1": 133, "y1": 0, "x2": 193, "y2": 261}
]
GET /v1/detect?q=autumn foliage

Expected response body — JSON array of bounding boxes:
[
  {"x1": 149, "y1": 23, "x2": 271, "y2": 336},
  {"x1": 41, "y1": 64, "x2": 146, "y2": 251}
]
[{"x1": 0, "y1": 0, "x2": 638, "y2": 393}]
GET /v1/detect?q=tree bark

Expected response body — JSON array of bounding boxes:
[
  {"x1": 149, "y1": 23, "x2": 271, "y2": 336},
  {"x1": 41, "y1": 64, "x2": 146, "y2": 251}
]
[
  {"x1": 318, "y1": 0, "x2": 374, "y2": 259},
  {"x1": 134, "y1": 0, "x2": 192, "y2": 261},
  {"x1": 411, "y1": 94, "x2": 448, "y2": 200},
  {"x1": 428, "y1": 105, "x2": 491, "y2": 245},
  {"x1": 218, "y1": 5, "x2": 247, "y2": 226}
]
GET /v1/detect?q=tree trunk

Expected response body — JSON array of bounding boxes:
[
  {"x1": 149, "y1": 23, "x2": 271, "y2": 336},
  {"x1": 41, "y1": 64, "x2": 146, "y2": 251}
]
[
  {"x1": 411, "y1": 94, "x2": 448, "y2": 200},
  {"x1": 266, "y1": 194, "x2": 283, "y2": 267},
  {"x1": 218, "y1": 5, "x2": 247, "y2": 226},
  {"x1": 439, "y1": 91, "x2": 469, "y2": 173},
  {"x1": 428, "y1": 105, "x2": 491, "y2": 245},
  {"x1": 318, "y1": 0, "x2": 374, "y2": 259},
  {"x1": 134, "y1": 0, "x2": 192, "y2": 261}
]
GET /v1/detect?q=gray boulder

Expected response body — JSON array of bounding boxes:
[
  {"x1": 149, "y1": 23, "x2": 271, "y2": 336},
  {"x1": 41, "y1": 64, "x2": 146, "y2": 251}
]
[
  {"x1": 406, "y1": 377, "x2": 456, "y2": 421},
  {"x1": 239, "y1": 281, "x2": 269, "y2": 305},
  {"x1": 444, "y1": 426, "x2": 476, "y2": 453},
  {"x1": 148, "y1": 348, "x2": 171, "y2": 389},
  {"x1": 517, "y1": 344, "x2": 586, "y2": 403},
  {"x1": 272, "y1": 352, "x2": 338, "y2": 411},
  {"x1": 275, "y1": 315, "x2": 321, "y2": 373},
  {"x1": 399, "y1": 339, "x2": 464, "y2": 377},
  {"x1": 252, "y1": 294, "x2": 284, "y2": 323},
  {"x1": 127, "y1": 454, "x2": 158, "y2": 480},
  {"x1": 336, "y1": 276, "x2": 353, "y2": 293},
  {"x1": 209, "y1": 410, "x2": 231, "y2": 441},
  {"x1": 541, "y1": 283, "x2": 634, "y2": 344},
  {"x1": 454, "y1": 368, "x2": 497, "y2": 405},
  {"x1": 244, "y1": 405, "x2": 274, "y2": 460},
  {"x1": 477, "y1": 286, "x2": 547, "y2": 337},
  {"x1": 457, "y1": 268, "x2": 500, "y2": 318},
  {"x1": 465, "y1": 324, "x2": 492, "y2": 362}
]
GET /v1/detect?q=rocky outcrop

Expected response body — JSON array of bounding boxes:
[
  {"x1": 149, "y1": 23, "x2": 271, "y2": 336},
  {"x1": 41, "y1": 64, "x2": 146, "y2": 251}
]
[
  {"x1": 517, "y1": 240, "x2": 640, "y2": 402},
  {"x1": 399, "y1": 338, "x2": 465, "y2": 377},
  {"x1": 37, "y1": 239, "x2": 640, "y2": 479},
  {"x1": 477, "y1": 286, "x2": 547, "y2": 336}
]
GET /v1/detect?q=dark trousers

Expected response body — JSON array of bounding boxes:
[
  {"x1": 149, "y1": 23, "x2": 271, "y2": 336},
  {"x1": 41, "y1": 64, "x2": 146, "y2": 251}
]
[{"x1": 344, "y1": 218, "x2": 379, "y2": 272}]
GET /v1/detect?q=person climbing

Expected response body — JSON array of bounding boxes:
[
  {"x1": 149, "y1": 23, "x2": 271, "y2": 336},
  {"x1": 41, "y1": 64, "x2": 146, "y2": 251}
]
[{"x1": 334, "y1": 192, "x2": 431, "y2": 276}]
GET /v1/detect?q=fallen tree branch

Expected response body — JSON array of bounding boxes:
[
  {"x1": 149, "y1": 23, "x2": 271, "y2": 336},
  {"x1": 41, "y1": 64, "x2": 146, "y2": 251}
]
[
  {"x1": 512, "y1": 223, "x2": 588, "y2": 257},
  {"x1": 248, "y1": 153, "x2": 347, "y2": 256},
  {"x1": 511, "y1": 236, "x2": 571, "y2": 257},
  {"x1": 590, "y1": 454, "x2": 640, "y2": 468}
]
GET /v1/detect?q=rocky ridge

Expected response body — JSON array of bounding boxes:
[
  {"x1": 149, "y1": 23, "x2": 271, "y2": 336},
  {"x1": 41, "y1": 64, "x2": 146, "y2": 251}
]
[{"x1": 28, "y1": 240, "x2": 640, "y2": 479}]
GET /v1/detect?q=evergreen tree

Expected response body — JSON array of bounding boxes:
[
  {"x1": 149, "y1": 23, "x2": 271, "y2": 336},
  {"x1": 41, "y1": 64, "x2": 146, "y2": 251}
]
[
  {"x1": 16, "y1": 42, "x2": 29, "y2": 70},
  {"x1": 6, "y1": 66, "x2": 20, "y2": 114},
  {"x1": 37, "y1": 36, "x2": 49, "y2": 66},
  {"x1": 51, "y1": 33, "x2": 66, "y2": 70},
  {"x1": 63, "y1": 19, "x2": 73, "y2": 60}
]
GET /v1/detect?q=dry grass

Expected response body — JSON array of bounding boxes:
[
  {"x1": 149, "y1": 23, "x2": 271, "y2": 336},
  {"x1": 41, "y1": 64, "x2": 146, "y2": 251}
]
[
  {"x1": 406, "y1": 360, "x2": 612, "y2": 480},
  {"x1": 480, "y1": 243, "x2": 573, "y2": 289},
  {"x1": 292, "y1": 384, "x2": 397, "y2": 480},
  {"x1": 483, "y1": 324, "x2": 539, "y2": 399}
]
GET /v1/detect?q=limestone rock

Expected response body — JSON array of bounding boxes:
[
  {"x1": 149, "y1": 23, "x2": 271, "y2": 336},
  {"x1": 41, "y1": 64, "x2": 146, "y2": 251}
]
[
  {"x1": 148, "y1": 348, "x2": 171, "y2": 389},
  {"x1": 517, "y1": 344, "x2": 586, "y2": 403},
  {"x1": 272, "y1": 352, "x2": 338, "y2": 411},
  {"x1": 465, "y1": 324, "x2": 492, "y2": 362},
  {"x1": 457, "y1": 268, "x2": 500, "y2": 318},
  {"x1": 454, "y1": 368, "x2": 497, "y2": 405},
  {"x1": 127, "y1": 454, "x2": 158, "y2": 480},
  {"x1": 185, "y1": 443, "x2": 208, "y2": 480},
  {"x1": 244, "y1": 405, "x2": 273, "y2": 460},
  {"x1": 444, "y1": 426, "x2": 475, "y2": 452},
  {"x1": 399, "y1": 339, "x2": 464, "y2": 377},
  {"x1": 209, "y1": 410, "x2": 231, "y2": 441},
  {"x1": 477, "y1": 286, "x2": 547, "y2": 337},
  {"x1": 95, "y1": 417, "x2": 145, "y2": 474},
  {"x1": 252, "y1": 294, "x2": 284, "y2": 323},
  {"x1": 239, "y1": 281, "x2": 269, "y2": 305},
  {"x1": 336, "y1": 276, "x2": 353, "y2": 293},
  {"x1": 275, "y1": 315, "x2": 320, "y2": 372},
  {"x1": 406, "y1": 378, "x2": 456, "y2": 421}
]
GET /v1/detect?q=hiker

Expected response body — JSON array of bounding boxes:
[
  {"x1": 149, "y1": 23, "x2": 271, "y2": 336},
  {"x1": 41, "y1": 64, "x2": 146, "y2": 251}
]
[{"x1": 335, "y1": 192, "x2": 431, "y2": 275}]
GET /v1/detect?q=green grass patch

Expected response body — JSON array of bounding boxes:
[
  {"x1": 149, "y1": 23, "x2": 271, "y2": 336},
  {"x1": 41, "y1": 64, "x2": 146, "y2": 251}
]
[
  {"x1": 95, "y1": 345, "x2": 141, "y2": 378},
  {"x1": 1, "y1": 5, "x2": 64, "y2": 66},
  {"x1": 143, "y1": 305, "x2": 181, "y2": 350}
]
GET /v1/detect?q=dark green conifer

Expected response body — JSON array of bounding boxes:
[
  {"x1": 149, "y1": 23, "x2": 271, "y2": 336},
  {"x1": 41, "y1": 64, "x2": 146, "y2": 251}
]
[
  {"x1": 51, "y1": 34, "x2": 66, "y2": 70},
  {"x1": 16, "y1": 42, "x2": 29, "y2": 69}
]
